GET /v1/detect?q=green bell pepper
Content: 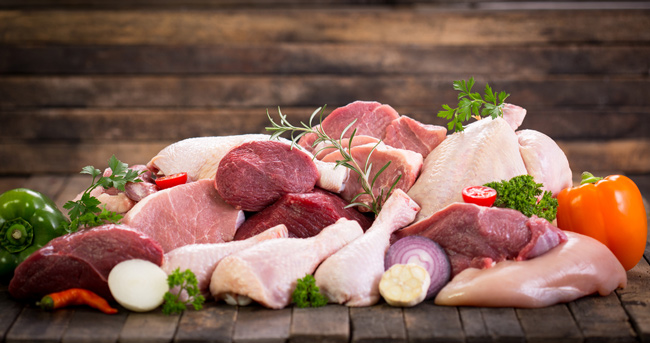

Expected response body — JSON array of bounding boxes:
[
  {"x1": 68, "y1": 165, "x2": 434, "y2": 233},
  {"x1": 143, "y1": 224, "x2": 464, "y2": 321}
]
[{"x1": 0, "y1": 188, "x2": 69, "y2": 278}]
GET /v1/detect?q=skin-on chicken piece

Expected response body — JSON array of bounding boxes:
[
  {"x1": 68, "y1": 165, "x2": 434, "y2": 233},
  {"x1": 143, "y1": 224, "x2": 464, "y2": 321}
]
[
  {"x1": 163, "y1": 224, "x2": 289, "y2": 297},
  {"x1": 517, "y1": 129, "x2": 573, "y2": 197},
  {"x1": 210, "y1": 218, "x2": 363, "y2": 309},
  {"x1": 408, "y1": 117, "x2": 528, "y2": 222},
  {"x1": 314, "y1": 189, "x2": 420, "y2": 307}
]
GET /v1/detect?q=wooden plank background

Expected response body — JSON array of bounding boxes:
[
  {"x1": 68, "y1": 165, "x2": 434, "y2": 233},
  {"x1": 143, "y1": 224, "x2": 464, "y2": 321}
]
[{"x1": 0, "y1": 0, "x2": 649, "y2": 194}]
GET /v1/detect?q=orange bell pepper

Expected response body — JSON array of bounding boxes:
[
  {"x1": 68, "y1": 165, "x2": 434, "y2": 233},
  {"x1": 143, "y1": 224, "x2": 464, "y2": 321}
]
[{"x1": 556, "y1": 172, "x2": 647, "y2": 271}]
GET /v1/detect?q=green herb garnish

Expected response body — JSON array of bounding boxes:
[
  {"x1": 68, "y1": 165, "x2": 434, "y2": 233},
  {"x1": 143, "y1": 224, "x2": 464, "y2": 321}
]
[
  {"x1": 162, "y1": 268, "x2": 205, "y2": 315},
  {"x1": 484, "y1": 175, "x2": 558, "y2": 222},
  {"x1": 438, "y1": 77, "x2": 510, "y2": 133},
  {"x1": 292, "y1": 274, "x2": 328, "y2": 308},
  {"x1": 62, "y1": 155, "x2": 142, "y2": 232},
  {"x1": 266, "y1": 106, "x2": 401, "y2": 216}
]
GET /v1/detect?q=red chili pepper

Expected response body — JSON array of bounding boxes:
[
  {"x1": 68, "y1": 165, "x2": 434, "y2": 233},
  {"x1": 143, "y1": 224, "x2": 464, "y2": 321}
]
[
  {"x1": 462, "y1": 186, "x2": 497, "y2": 207},
  {"x1": 37, "y1": 288, "x2": 118, "y2": 314},
  {"x1": 155, "y1": 172, "x2": 188, "y2": 190}
]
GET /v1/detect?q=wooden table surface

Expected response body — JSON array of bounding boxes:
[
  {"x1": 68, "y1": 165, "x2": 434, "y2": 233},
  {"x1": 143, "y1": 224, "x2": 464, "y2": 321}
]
[{"x1": 0, "y1": 174, "x2": 649, "y2": 343}]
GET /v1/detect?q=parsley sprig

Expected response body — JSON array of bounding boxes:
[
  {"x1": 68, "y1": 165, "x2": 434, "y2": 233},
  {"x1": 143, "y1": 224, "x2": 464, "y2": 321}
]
[
  {"x1": 162, "y1": 268, "x2": 205, "y2": 315},
  {"x1": 62, "y1": 155, "x2": 142, "y2": 232},
  {"x1": 484, "y1": 175, "x2": 558, "y2": 222},
  {"x1": 266, "y1": 106, "x2": 401, "y2": 216},
  {"x1": 292, "y1": 274, "x2": 328, "y2": 308},
  {"x1": 438, "y1": 77, "x2": 510, "y2": 132}
]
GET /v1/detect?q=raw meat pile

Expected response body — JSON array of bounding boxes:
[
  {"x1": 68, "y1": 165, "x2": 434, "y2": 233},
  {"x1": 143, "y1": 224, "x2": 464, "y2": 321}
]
[{"x1": 9, "y1": 100, "x2": 628, "y2": 310}]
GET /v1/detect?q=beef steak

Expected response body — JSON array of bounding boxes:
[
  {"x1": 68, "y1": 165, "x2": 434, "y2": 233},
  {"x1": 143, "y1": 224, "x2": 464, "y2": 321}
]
[
  {"x1": 234, "y1": 189, "x2": 372, "y2": 240},
  {"x1": 9, "y1": 224, "x2": 163, "y2": 301},
  {"x1": 215, "y1": 140, "x2": 319, "y2": 212}
]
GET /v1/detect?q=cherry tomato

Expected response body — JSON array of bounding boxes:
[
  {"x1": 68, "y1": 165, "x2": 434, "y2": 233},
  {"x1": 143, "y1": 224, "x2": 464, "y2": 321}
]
[
  {"x1": 462, "y1": 186, "x2": 497, "y2": 207},
  {"x1": 155, "y1": 172, "x2": 188, "y2": 190}
]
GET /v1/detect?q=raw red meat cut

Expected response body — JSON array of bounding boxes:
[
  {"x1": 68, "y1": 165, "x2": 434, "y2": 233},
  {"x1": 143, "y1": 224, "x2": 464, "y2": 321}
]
[
  {"x1": 321, "y1": 143, "x2": 423, "y2": 209},
  {"x1": 297, "y1": 101, "x2": 400, "y2": 153},
  {"x1": 215, "y1": 140, "x2": 319, "y2": 212},
  {"x1": 234, "y1": 189, "x2": 372, "y2": 240},
  {"x1": 392, "y1": 202, "x2": 567, "y2": 276},
  {"x1": 8, "y1": 224, "x2": 163, "y2": 301},
  {"x1": 122, "y1": 179, "x2": 243, "y2": 252},
  {"x1": 382, "y1": 116, "x2": 447, "y2": 158}
]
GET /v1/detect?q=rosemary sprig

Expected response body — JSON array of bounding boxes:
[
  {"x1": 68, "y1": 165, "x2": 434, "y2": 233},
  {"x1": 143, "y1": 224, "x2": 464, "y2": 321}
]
[
  {"x1": 266, "y1": 106, "x2": 401, "y2": 216},
  {"x1": 437, "y1": 77, "x2": 510, "y2": 133}
]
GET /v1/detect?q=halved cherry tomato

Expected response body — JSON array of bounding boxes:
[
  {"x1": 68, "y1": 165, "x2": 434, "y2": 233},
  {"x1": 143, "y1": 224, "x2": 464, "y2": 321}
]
[
  {"x1": 462, "y1": 186, "x2": 497, "y2": 207},
  {"x1": 155, "y1": 172, "x2": 188, "y2": 190}
]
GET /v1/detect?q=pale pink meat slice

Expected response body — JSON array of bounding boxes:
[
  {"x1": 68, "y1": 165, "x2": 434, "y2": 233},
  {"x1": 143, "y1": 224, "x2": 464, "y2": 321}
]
[
  {"x1": 407, "y1": 117, "x2": 528, "y2": 222},
  {"x1": 517, "y1": 129, "x2": 573, "y2": 196},
  {"x1": 122, "y1": 179, "x2": 244, "y2": 252},
  {"x1": 163, "y1": 224, "x2": 289, "y2": 297},
  {"x1": 383, "y1": 116, "x2": 447, "y2": 158},
  {"x1": 314, "y1": 189, "x2": 421, "y2": 307},
  {"x1": 435, "y1": 232, "x2": 627, "y2": 308},
  {"x1": 314, "y1": 135, "x2": 380, "y2": 160},
  {"x1": 210, "y1": 218, "x2": 363, "y2": 309},
  {"x1": 322, "y1": 143, "x2": 423, "y2": 210}
]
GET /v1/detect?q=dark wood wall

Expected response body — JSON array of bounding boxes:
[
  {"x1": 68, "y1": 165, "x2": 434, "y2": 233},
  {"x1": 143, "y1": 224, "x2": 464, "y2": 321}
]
[{"x1": 1, "y1": 1, "x2": 649, "y2": 185}]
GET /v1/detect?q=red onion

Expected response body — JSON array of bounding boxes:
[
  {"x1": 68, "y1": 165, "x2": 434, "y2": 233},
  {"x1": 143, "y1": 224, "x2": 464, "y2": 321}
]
[{"x1": 384, "y1": 236, "x2": 450, "y2": 299}]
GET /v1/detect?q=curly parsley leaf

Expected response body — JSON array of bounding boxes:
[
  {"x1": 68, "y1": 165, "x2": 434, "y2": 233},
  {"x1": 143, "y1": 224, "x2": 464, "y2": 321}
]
[
  {"x1": 292, "y1": 274, "x2": 328, "y2": 308},
  {"x1": 438, "y1": 77, "x2": 510, "y2": 133},
  {"x1": 484, "y1": 175, "x2": 558, "y2": 222},
  {"x1": 163, "y1": 268, "x2": 205, "y2": 315}
]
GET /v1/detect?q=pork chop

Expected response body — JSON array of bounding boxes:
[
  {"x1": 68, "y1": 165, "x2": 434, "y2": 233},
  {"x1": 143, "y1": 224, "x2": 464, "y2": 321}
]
[{"x1": 122, "y1": 179, "x2": 244, "y2": 252}]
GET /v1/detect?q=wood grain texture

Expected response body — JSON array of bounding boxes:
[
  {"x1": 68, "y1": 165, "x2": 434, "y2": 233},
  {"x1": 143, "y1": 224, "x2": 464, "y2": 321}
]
[
  {"x1": 617, "y1": 258, "x2": 650, "y2": 343},
  {"x1": 118, "y1": 310, "x2": 181, "y2": 343},
  {"x1": 0, "y1": 9, "x2": 647, "y2": 46},
  {"x1": 174, "y1": 303, "x2": 237, "y2": 343},
  {"x1": 61, "y1": 308, "x2": 128, "y2": 343},
  {"x1": 568, "y1": 293, "x2": 637, "y2": 343},
  {"x1": 5, "y1": 306, "x2": 74, "y2": 343},
  {"x1": 516, "y1": 305, "x2": 582, "y2": 343},
  {"x1": 233, "y1": 305, "x2": 292, "y2": 343},
  {"x1": 403, "y1": 302, "x2": 464, "y2": 343},
  {"x1": 349, "y1": 304, "x2": 407, "y2": 343},
  {"x1": 2, "y1": 107, "x2": 648, "y2": 142},
  {"x1": 2, "y1": 45, "x2": 648, "y2": 76},
  {"x1": 0, "y1": 291, "x2": 25, "y2": 343},
  {"x1": 2, "y1": 76, "x2": 649, "y2": 109},
  {"x1": 290, "y1": 305, "x2": 350, "y2": 343}
]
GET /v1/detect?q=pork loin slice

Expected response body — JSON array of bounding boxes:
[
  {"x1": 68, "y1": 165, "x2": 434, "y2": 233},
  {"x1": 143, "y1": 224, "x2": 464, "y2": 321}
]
[
  {"x1": 407, "y1": 117, "x2": 528, "y2": 222},
  {"x1": 321, "y1": 142, "x2": 423, "y2": 209},
  {"x1": 234, "y1": 188, "x2": 372, "y2": 240},
  {"x1": 517, "y1": 129, "x2": 573, "y2": 196},
  {"x1": 392, "y1": 202, "x2": 567, "y2": 277},
  {"x1": 435, "y1": 232, "x2": 626, "y2": 308},
  {"x1": 122, "y1": 179, "x2": 244, "y2": 252},
  {"x1": 215, "y1": 140, "x2": 319, "y2": 212},
  {"x1": 9, "y1": 224, "x2": 163, "y2": 301},
  {"x1": 383, "y1": 116, "x2": 447, "y2": 159}
]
